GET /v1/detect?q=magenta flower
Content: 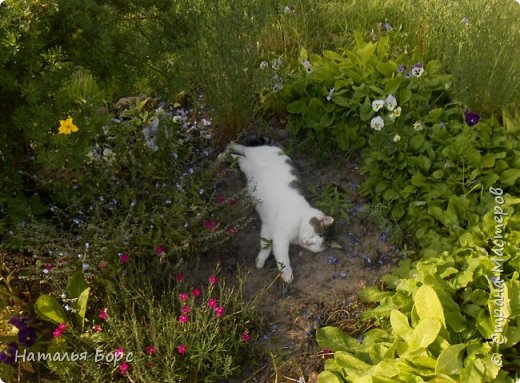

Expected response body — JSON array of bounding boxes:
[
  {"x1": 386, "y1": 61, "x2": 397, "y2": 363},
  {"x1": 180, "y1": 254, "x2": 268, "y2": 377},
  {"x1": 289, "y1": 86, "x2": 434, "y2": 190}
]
[
  {"x1": 229, "y1": 197, "x2": 238, "y2": 206},
  {"x1": 119, "y1": 362, "x2": 129, "y2": 375},
  {"x1": 114, "y1": 348, "x2": 124, "y2": 358},
  {"x1": 155, "y1": 246, "x2": 166, "y2": 255},
  {"x1": 93, "y1": 324, "x2": 102, "y2": 333},
  {"x1": 207, "y1": 298, "x2": 217, "y2": 308},
  {"x1": 53, "y1": 323, "x2": 67, "y2": 338},
  {"x1": 208, "y1": 275, "x2": 218, "y2": 285},
  {"x1": 203, "y1": 219, "x2": 217, "y2": 230},
  {"x1": 176, "y1": 274, "x2": 185, "y2": 282},
  {"x1": 179, "y1": 293, "x2": 189, "y2": 302},
  {"x1": 192, "y1": 288, "x2": 201, "y2": 297},
  {"x1": 176, "y1": 344, "x2": 187, "y2": 355},
  {"x1": 181, "y1": 306, "x2": 191, "y2": 315},
  {"x1": 228, "y1": 226, "x2": 239, "y2": 236},
  {"x1": 119, "y1": 252, "x2": 129, "y2": 264},
  {"x1": 215, "y1": 306, "x2": 225, "y2": 317},
  {"x1": 99, "y1": 309, "x2": 108, "y2": 321},
  {"x1": 145, "y1": 344, "x2": 157, "y2": 355},
  {"x1": 464, "y1": 110, "x2": 480, "y2": 126},
  {"x1": 240, "y1": 331, "x2": 251, "y2": 343},
  {"x1": 178, "y1": 314, "x2": 189, "y2": 323},
  {"x1": 217, "y1": 195, "x2": 227, "y2": 204}
]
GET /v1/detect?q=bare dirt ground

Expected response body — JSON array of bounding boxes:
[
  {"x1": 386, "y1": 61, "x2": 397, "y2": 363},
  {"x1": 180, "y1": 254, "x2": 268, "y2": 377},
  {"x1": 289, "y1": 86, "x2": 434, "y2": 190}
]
[{"x1": 185, "y1": 129, "x2": 401, "y2": 382}]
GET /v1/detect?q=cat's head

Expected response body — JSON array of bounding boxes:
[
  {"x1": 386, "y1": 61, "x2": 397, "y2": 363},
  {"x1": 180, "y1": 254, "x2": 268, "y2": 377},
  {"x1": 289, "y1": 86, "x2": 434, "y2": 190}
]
[{"x1": 299, "y1": 215, "x2": 335, "y2": 253}]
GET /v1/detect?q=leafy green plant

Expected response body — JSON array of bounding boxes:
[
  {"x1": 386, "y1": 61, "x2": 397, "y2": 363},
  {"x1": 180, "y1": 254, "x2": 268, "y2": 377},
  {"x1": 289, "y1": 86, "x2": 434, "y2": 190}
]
[
  {"x1": 274, "y1": 35, "x2": 452, "y2": 158},
  {"x1": 310, "y1": 184, "x2": 351, "y2": 223},
  {"x1": 76, "y1": 272, "x2": 257, "y2": 382}
]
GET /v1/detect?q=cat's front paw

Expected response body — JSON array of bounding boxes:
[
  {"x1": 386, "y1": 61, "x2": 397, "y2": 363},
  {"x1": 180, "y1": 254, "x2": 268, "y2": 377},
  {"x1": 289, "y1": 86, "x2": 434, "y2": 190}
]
[
  {"x1": 255, "y1": 256, "x2": 266, "y2": 269},
  {"x1": 280, "y1": 268, "x2": 293, "y2": 283}
]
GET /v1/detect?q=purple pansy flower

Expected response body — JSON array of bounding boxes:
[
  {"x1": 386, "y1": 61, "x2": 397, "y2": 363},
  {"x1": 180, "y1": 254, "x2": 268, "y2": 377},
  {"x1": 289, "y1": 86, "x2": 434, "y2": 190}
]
[
  {"x1": 18, "y1": 327, "x2": 37, "y2": 347},
  {"x1": 464, "y1": 110, "x2": 480, "y2": 126},
  {"x1": 397, "y1": 64, "x2": 406, "y2": 73},
  {"x1": 8, "y1": 316, "x2": 29, "y2": 330}
]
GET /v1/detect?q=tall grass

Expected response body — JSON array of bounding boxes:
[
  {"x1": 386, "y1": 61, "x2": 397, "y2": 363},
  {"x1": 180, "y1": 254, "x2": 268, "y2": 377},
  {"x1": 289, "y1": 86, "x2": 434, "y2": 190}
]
[{"x1": 270, "y1": 0, "x2": 520, "y2": 115}]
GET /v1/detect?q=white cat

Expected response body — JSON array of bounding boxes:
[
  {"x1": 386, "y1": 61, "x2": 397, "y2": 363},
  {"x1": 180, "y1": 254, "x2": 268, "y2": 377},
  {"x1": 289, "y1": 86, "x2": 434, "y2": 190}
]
[{"x1": 224, "y1": 143, "x2": 334, "y2": 283}]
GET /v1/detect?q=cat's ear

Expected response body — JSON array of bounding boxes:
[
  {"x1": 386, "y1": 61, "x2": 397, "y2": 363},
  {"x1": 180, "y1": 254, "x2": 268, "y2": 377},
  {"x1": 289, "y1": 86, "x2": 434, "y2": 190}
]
[{"x1": 319, "y1": 216, "x2": 334, "y2": 227}]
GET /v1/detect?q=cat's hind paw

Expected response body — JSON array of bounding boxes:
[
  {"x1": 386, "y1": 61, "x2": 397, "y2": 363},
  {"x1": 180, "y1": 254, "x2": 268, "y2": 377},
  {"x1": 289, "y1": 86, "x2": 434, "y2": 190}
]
[{"x1": 280, "y1": 269, "x2": 293, "y2": 283}]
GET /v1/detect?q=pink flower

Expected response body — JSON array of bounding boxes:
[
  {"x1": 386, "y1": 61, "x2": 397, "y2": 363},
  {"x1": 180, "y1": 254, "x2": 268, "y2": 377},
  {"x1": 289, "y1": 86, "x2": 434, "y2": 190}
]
[
  {"x1": 53, "y1": 323, "x2": 67, "y2": 338},
  {"x1": 99, "y1": 309, "x2": 108, "y2": 321},
  {"x1": 229, "y1": 197, "x2": 238, "y2": 206},
  {"x1": 240, "y1": 331, "x2": 251, "y2": 343},
  {"x1": 208, "y1": 275, "x2": 218, "y2": 285},
  {"x1": 119, "y1": 362, "x2": 129, "y2": 375},
  {"x1": 207, "y1": 298, "x2": 217, "y2": 308},
  {"x1": 176, "y1": 344, "x2": 187, "y2": 355},
  {"x1": 119, "y1": 252, "x2": 129, "y2": 264},
  {"x1": 145, "y1": 344, "x2": 157, "y2": 355},
  {"x1": 228, "y1": 226, "x2": 238, "y2": 236},
  {"x1": 179, "y1": 293, "x2": 189, "y2": 302},
  {"x1": 178, "y1": 314, "x2": 189, "y2": 323},
  {"x1": 215, "y1": 306, "x2": 225, "y2": 317},
  {"x1": 176, "y1": 274, "x2": 185, "y2": 282},
  {"x1": 181, "y1": 306, "x2": 191, "y2": 315},
  {"x1": 114, "y1": 348, "x2": 124, "y2": 357},
  {"x1": 146, "y1": 361, "x2": 154, "y2": 368},
  {"x1": 192, "y1": 288, "x2": 201, "y2": 297},
  {"x1": 155, "y1": 246, "x2": 166, "y2": 255},
  {"x1": 93, "y1": 324, "x2": 102, "y2": 333},
  {"x1": 217, "y1": 195, "x2": 227, "y2": 204},
  {"x1": 203, "y1": 219, "x2": 217, "y2": 231}
]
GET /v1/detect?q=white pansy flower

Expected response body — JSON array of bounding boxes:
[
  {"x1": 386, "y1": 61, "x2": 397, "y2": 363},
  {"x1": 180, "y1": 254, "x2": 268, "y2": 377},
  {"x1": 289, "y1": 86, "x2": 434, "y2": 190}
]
[
  {"x1": 385, "y1": 94, "x2": 397, "y2": 111},
  {"x1": 172, "y1": 115, "x2": 184, "y2": 124},
  {"x1": 413, "y1": 121, "x2": 424, "y2": 131},
  {"x1": 370, "y1": 116, "x2": 385, "y2": 131},
  {"x1": 392, "y1": 106, "x2": 402, "y2": 118},
  {"x1": 372, "y1": 99, "x2": 385, "y2": 112},
  {"x1": 271, "y1": 58, "x2": 282, "y2": 71},
  {"x1": 393, "y1": 134, "x2": 401, "y2": 142},
  {"x1": 411, "y1": 64, "x2": 424, "y2": 78},
  {"x1": 302, "y1": 60, "x2": 312, "y2": 74},
  {"x1": 259, "y1": 60, "x2": 269, "y2": 69},
  {"x1": 326, "y1": 88, "x2": 335, "y2": 101}
]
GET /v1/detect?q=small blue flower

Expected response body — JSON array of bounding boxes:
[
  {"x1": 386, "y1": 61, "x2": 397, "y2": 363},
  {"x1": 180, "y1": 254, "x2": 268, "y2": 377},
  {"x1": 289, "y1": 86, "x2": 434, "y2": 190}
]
[{"x1": 464, "y1": 110, "x2": 480, "y2": 126}]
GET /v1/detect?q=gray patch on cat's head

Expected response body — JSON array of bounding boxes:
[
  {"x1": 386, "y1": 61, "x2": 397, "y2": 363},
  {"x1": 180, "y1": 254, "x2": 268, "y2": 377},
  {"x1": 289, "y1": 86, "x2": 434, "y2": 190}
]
[{"x1": 309, "y1": 216, "x2": 326, "y2": 235}]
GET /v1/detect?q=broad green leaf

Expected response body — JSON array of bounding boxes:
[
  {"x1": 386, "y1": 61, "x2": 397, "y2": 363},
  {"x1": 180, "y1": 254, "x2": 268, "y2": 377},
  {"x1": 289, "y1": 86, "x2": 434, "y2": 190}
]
[
  {"x1": 66, "y1": 271, "x2": 89, "y2": 299},
  {"x1": 317, "y1": 326, "x2": 358, "y2": 352},
  {"x1": 435, "y1": 344, "x2": 467, "y2": 375},
  {"x1": 286, "y1": 100, "x2": 307, "y2": 114},
  {"x1": 414, "y1": 285, "x2": 445, "y2": 326},
  {"x1": 411, "y1": 173, "x2": 427, "y2": 186},
  {"x1": 377, "y1": 62, "x2": 397, "y2": 77},
  {"x1": 76, "y1": 287, "x2": 90, "y2": 332},
  {"x1": 356, "y1": 42, "x2": 377, "y2": 65},
  {"x1": 399, "y1": 88, "x2": 412, "y2": 104},
  {"x1": 390, "y1": 310, "x2": 412, "y2": 339},
  {"x1": 500, "y1": 168, "x2": 520, "y2": 186},
  {"x1": 335, "y1": 351, "x2": 372, "y2": 371},
  {"x1": 412, "y1": 318, "x2": 442, "y2": 349},
  {"x1": 359, "y1": 287, "x2": 392, "y2": 303},
  {"x1": 324, "y1": 50, "x2": 345, "y2": 62},
  {"x1": 333, "y1": 95, "x2": 352, "y2": 107},
  {"x1": 317, "y1": 371, "x2": 343, "y2": 383},
  {"x1": 35, "y1": 294, "x2": 68, "y2": 325},
  {"x1": 298, "y1": 47, "x2": 308, "y2": 63},
  {"x1": 409, "y1": 135, "x2": 425, "y2": 151},
  {"x1": 385, "y1": 77, "x2": 401, "y2": 94},
  {"x1": 320, "y1": 112, "x2": 335, "y2": 128}
]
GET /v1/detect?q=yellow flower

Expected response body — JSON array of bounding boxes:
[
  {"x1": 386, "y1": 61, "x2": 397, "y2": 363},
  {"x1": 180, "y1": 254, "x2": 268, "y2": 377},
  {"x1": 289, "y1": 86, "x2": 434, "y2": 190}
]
[{"x1": 58, "y1": 117, "x2": 79, "y2": 135}]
